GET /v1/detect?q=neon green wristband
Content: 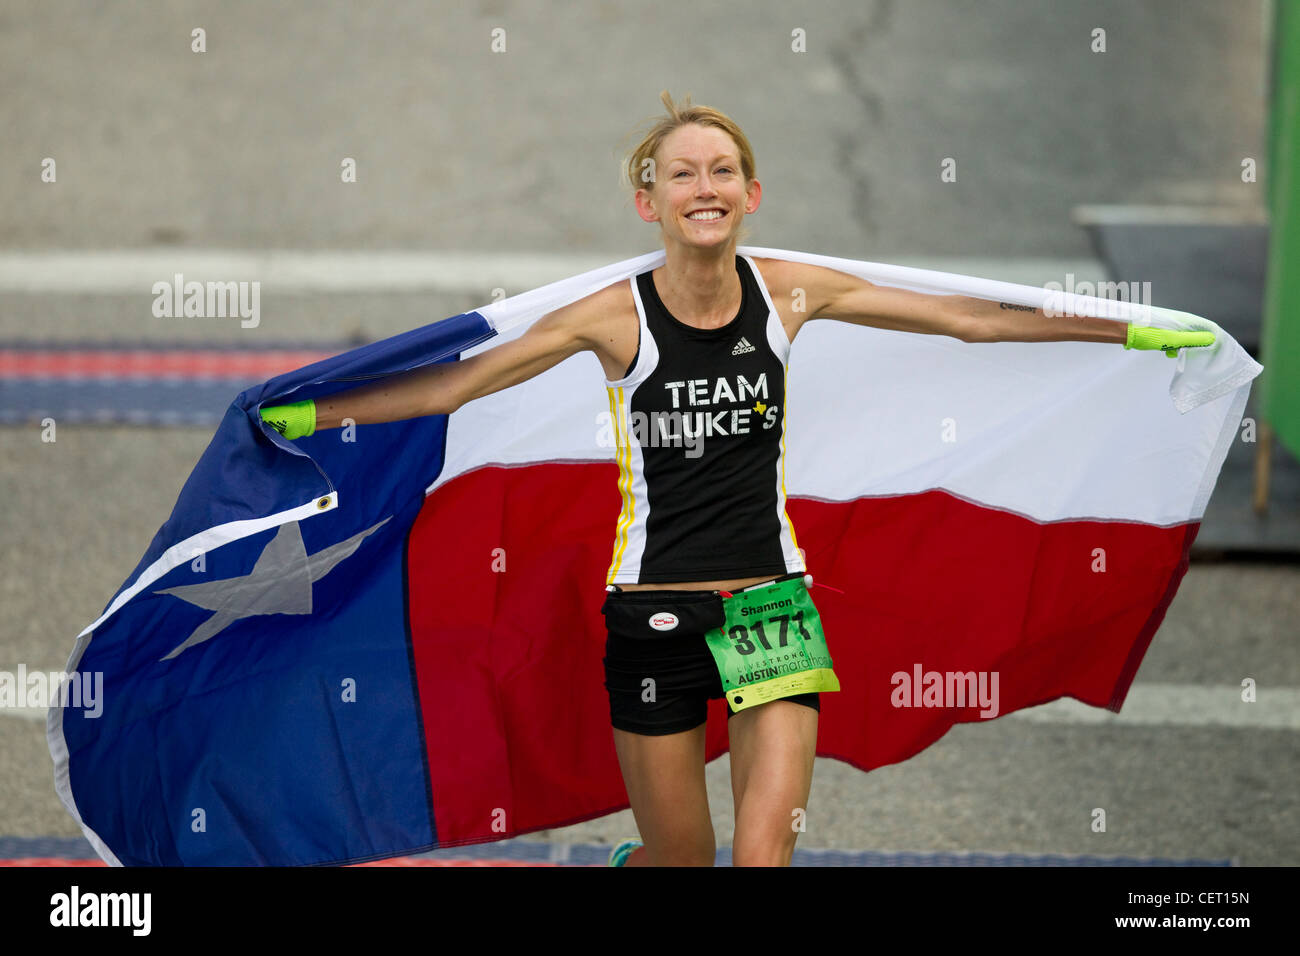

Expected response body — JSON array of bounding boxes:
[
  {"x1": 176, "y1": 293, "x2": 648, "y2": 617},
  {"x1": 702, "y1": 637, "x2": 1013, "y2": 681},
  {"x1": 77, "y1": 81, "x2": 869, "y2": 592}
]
[
  {"x1": 259, "y1": 399, "x2": 316, "y2": 440},
  {"x1": 1125, "y1": 325, "x2": 1216, "y2": 357}
]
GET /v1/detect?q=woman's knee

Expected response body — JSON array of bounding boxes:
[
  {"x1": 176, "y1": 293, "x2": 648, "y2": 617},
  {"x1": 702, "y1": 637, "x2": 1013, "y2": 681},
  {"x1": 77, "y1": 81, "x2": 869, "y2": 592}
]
[{"x1": 613, "y1": 725, "x2": 715, "y2": 864}]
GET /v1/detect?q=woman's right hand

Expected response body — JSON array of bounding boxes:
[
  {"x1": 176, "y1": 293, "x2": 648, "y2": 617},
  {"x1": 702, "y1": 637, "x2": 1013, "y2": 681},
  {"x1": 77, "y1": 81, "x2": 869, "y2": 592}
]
[{"x1": 260, "y1": 399, "x2": 317, "y2": 439}]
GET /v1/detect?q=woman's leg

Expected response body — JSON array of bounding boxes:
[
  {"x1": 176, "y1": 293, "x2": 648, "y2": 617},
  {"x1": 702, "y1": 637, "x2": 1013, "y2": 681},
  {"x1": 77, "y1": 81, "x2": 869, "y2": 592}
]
[
  {"x1": 612, "y1": 722, "x2": 716, "y2": 866},
  {"x1": 728, "y1": 699, "x2": 818, "y2": 866}
]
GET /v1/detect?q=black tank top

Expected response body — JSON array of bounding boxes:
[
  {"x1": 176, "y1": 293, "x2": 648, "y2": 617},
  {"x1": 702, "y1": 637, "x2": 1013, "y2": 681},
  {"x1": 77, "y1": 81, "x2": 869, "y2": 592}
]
[{"x1": 602, "y1": 254, "x2": 805, "y2": 584}]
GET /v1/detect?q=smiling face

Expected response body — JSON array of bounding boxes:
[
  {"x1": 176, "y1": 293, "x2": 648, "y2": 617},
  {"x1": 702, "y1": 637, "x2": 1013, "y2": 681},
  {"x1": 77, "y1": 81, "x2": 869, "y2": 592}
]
[{"x1": 635, "y1": 123, "x2": 760, "y2": 250}]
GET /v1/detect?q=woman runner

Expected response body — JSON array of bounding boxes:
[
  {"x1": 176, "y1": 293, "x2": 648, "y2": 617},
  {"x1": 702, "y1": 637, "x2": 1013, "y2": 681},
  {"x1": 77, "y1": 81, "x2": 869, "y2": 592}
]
[{"x1": 260, "y1": 91, "x2": 1211, "y2": 867}]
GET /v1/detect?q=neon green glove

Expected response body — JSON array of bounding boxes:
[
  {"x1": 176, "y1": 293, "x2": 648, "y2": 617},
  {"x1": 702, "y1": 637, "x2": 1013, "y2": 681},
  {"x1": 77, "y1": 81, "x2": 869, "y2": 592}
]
[
  {"x1": 259, "y1": 399, "x2": 316, "y2": 439},
  {"x1": 1125, "y1": 324, "x2": 1217, "y2": 358}
]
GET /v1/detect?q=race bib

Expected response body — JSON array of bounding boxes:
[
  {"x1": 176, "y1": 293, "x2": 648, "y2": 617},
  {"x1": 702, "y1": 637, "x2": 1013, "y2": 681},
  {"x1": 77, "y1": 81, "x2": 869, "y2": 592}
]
[{"x1": 704, "y1": 576, "x2": 840, "y2": 713}]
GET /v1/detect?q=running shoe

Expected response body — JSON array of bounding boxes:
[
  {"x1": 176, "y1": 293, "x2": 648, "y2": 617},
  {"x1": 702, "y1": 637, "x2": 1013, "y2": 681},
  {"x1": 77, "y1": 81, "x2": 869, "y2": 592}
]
[{"x1": 607, "y1": 838, "x2": 643, "y2": 867}]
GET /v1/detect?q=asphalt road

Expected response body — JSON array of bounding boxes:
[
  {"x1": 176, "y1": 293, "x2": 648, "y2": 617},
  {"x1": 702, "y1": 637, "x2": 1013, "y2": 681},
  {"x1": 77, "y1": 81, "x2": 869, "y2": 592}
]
[{"x1": 1, "y1": 0, "x2": 1294, "y2": 866}]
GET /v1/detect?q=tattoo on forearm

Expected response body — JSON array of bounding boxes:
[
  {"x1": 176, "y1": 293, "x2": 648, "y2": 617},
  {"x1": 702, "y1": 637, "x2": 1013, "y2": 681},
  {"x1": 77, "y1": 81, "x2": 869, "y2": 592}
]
[{"x1": 998, "y1": 302, "x2": 1037, "y2": 313}]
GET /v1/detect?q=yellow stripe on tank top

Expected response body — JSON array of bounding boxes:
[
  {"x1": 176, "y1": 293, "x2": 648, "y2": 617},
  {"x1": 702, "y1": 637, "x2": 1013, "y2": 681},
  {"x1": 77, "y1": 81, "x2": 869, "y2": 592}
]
[
  {"x1": 780, "y1": 366, "x2": 801, "y2": 561},
  {"x1": 608, "y1": 387, "x2": 634, "y2": 579},
  {"x1": 606, "y1": 386, "x2": 635, "y2": 582}
]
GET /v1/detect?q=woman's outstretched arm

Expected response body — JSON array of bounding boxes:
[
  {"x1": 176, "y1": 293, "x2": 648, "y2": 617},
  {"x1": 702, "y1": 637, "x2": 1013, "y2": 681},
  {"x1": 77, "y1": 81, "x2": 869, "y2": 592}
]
[
  {"x1": 267, "y1": 295, "x2": 600, "y2": 436},
  {"x1": 774, "y1": 261, "x2": 1215, "y2": 355},
  {"x1": 790, "y1": 263, "x2": 1127, "y2": 344}
]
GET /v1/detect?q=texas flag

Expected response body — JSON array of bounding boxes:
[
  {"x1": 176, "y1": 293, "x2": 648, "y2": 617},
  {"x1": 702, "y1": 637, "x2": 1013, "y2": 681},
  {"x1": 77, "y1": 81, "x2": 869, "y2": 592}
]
[{"x1": 48, "y1": 247, "x2": 1261, "y2": 866}]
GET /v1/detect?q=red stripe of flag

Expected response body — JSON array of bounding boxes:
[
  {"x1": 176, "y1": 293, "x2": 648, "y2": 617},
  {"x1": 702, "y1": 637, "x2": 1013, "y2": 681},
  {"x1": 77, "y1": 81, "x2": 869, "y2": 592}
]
[{"x1": 406, "y1": 462, "x2": 1195, "y2": 846}]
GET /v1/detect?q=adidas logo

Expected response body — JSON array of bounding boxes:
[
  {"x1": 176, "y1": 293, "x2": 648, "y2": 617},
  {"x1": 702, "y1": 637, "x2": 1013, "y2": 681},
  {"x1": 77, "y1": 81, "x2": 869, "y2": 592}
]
[{"x1": 731, "y1": 337, "x2": 756, "y2": 356}]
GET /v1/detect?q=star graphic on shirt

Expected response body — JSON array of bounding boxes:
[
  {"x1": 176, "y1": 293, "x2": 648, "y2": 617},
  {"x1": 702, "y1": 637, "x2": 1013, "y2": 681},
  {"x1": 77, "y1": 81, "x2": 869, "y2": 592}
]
[
  {"x1": 152, "y1": 516, "x2": 390, "y2": 662},
  {"x1": 753, "y1": 401, "x2": 767, "y2": 414}
]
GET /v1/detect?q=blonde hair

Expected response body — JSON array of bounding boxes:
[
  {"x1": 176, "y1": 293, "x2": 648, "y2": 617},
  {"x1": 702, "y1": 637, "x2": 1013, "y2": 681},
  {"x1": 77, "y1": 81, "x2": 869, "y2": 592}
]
[{"x1": 621, "y1": 91, "x2": 757, "y2": 242}]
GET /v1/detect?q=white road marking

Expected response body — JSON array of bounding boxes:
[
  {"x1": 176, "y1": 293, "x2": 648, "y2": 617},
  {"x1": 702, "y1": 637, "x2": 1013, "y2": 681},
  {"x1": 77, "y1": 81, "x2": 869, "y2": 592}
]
[
  {"x1": 1006, "y1": 684, "x2": 1299, "y2": 729},
  {"x1": 0, "y1": 251, "x2": 1108, "y2": 295},
  {"x1": 0, "y1": 251, "x2": 616, "y2": 294}
]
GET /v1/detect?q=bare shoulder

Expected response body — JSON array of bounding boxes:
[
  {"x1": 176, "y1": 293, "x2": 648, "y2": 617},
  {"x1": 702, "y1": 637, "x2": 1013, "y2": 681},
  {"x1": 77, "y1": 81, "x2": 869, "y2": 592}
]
[
  {"x1": 749, "y1": 256, "x2": 851, "y2": 341},
  {"x1": 558, "y1": 279, "x2": 635, "y2": 340},
  {"x1": 752, "y1": 257, "x2": 860, "y2": 299}
]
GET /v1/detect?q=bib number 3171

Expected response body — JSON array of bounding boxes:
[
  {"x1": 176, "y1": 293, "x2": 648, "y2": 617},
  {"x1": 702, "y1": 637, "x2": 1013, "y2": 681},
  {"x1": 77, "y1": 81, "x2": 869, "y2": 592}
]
[{"x1": 704, "y1": 577, "x2": 841, "y2": 714}]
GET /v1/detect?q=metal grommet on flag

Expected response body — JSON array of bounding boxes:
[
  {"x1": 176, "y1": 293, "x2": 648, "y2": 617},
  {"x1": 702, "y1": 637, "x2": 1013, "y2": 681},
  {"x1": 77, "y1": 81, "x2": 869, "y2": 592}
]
[{"x1": 316, "y1": 496, "x2": 331, "y2": 510}]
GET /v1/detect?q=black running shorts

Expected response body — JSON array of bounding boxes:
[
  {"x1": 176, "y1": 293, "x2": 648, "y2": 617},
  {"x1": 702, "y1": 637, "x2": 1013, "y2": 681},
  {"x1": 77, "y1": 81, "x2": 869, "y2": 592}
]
[{"x1": 601, "y1": 583, "x2": 820, "y2": 736}]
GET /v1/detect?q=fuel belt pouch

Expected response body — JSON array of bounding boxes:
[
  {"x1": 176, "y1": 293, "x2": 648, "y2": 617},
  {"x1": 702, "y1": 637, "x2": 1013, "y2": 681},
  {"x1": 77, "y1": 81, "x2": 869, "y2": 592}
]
[
  {"x1": 704, "y1": 575, "x2": 841, "y2": 713},
  {"x1": 601, "y1": 588, "x2": 725, "y2": 641}
]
